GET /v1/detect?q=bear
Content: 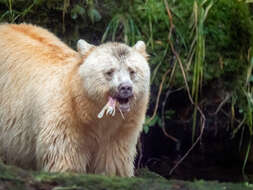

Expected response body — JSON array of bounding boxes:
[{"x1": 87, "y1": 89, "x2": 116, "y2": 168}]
[{"x1": 0, "y1": 23, "x2": 150, "y2": 177}]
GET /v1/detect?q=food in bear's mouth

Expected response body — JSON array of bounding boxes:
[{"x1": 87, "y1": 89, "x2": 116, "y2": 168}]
[
  {"x1": 97, "y1": 96, "x2": 130, "y2": 119},
  {"x1": 97, "y1": 96, "x2": 116, "y2": 119}
]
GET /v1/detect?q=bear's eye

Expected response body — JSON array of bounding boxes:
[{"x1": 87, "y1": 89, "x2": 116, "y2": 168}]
[
  {"x1": 129, "y1": 68, "x2": 136, "y2": 76},
  {"x1": 105, "y1": 69, "x2": 114, "y2": 78}
]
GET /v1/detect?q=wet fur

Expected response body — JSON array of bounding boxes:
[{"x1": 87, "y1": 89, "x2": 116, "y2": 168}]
[{"x1": 0, "y1": 23, "x2": 150, "y2": 177}]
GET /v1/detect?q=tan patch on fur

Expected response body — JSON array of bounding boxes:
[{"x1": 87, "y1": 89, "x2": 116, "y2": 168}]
[{"x1": 9, "y1": 24, "x2": 77, "y2": 63}]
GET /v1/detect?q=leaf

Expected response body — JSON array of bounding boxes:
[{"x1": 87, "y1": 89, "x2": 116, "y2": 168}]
[
  {"x1": 149, "y1": 116, "x2": 159, "y2": 126},
  {"x1": 250, "y1": 75, "x2": 253, "y2": 82},
  {"x1": 0, "y1": 10, "x2": 9, "y2": 22},
  {"x1": 71, "y1": 4, "x2": 85, "y2": 20},
  {"x1": 71, "y1": 12, "x2": 77, "y2": 20},
  {"x1": 143, "y1": 125, "x2": 149, "y2": 134},
  {"x1": 165, "y1": 110, "x2": 175, "y2": 119},
  {"x1": 88, "y1": 8, "x2": 101, "y2": 23},
  {"x1": 33, "y1": 0, "x2": 45, "y2": 6}
]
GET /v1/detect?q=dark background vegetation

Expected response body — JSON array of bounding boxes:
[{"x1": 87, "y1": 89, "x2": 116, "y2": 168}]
[{"x1": 1, "y1": 0, "x2": 253, "y2": 183}]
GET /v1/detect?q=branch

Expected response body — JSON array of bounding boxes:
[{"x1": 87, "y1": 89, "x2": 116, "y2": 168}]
[
  {"x1": 145, "y1": 67, "x2": 171, "y2": 125},
  {"x1": 161, "y1": 88, "x2": 183, "y2": 143}
]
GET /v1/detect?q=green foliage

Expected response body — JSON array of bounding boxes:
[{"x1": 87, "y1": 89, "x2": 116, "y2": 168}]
[
  {"x1": 100, "y1": 0, "x2": 252, "y2": 97},
  {"x1": 144, "y1": 109, "x2": 175, "y2": 134},
  {"x1": 0, "y1": 0, "x2": 36, "y2": 23},
  {"x1": 71, "y1": 4, "x2": 86, "y2": 20},
  {"x1": 143, "y1": 115, "x2": 161, "y2": 134},
  {"x1": 239, "y1": 54, "x2": 253, "y2": 178},
  {"x1": 189, "y1": 0, "x2": 214, "y2": 142},
  {"x1": 101, "y1": 13, "x2": 141, "y2": 44},
  {"x1": 204, "y1": 0, "x2": 253, "y2": 86},
  {"x1": 0, "y1": 0, "x2": 104, "y2": 47}
]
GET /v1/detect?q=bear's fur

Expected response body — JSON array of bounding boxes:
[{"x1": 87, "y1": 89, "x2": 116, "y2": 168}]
[{"x1": 0, "y1": 23, "x2": 150, "y2": 177}]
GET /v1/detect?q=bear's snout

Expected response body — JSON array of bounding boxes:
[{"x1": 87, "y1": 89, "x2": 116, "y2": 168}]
[{"x1": 118, "y1": 82, "x2": 133, "y2": 99}]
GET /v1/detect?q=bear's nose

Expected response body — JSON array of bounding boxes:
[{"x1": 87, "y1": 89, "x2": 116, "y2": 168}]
[{"x1": 118, "y1": 82, "x2": 133, "y2": 98}]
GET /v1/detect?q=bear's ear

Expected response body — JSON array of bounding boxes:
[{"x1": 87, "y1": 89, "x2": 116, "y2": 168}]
[
  {"x1": 133, "y1": 41, "x2": 149, "y2": 59},
  {"x1": 77, "y1": 39, "x2": 94, "y2": 55}
]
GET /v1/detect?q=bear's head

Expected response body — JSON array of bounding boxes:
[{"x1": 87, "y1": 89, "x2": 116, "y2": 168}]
[{"x1": 77, "y1": 39, "x2": 150, "y2": 115}]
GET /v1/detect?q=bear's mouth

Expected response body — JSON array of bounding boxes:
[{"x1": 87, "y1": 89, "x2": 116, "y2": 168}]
[
  {"x1": 97, "y1": 96, "x2": 132, "y2": 119},
  {"x1": 116, "y1": 97, "x2": 131, "y2": 113}
]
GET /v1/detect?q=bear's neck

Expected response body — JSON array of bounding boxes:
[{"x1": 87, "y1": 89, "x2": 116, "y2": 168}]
[{"x1": 67, "y1": 63, "x2": 99, "y2": 126}]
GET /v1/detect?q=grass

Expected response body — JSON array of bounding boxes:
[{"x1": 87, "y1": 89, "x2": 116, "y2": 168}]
[
  {"x1": 241, "y1": 54, "x2": 253, "y2": 179},
  {"x1": 188, "y1": 0, "x2": 214, "y2": 142},
  {"x1": 101, "y1": 13, "x2": 141, "y2": 45},
  {"x1": 0, "y1": 0, "x2": 36, "y2": 23}
]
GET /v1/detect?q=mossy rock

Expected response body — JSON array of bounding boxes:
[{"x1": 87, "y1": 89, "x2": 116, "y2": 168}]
[{"x1": 0, "y1": 161, "x2": 252, "y2": 190}]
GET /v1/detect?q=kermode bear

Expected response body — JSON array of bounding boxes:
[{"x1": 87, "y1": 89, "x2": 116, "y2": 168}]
[{"x1": 0, "y1": 23, "x2": 150, "y2": 177}]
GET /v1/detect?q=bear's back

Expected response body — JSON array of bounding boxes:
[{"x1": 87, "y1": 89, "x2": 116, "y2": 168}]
[
  {"x1": 0, "y1": 23, "x2": 80, "y2": 102},
  {"x1": 0, "y1": 23, "x2": 78, "y2": 66}
]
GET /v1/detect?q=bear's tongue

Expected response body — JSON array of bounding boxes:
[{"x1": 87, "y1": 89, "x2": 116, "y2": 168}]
[
  {"x1": 114, "y1": 96, "x2": 130, "y2": 113},
  {"x1": 118, "y1": 101, "x2": 130, "y2": 112}
]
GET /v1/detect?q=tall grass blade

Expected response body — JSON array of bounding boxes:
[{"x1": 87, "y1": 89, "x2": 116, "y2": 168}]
[
  {"x1": 242, "y1": 136, "x2": 252, "y2": 180},
  {"x1": 190, "y1": 0, "x2": 213, "y2": 142}
]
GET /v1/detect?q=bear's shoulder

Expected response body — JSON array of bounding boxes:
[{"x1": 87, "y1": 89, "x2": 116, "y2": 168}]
[{"x1": 0, "y1": 23, "x2": 79, "y2": 64}]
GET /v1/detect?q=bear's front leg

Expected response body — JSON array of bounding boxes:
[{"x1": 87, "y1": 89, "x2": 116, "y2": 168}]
[
  {"x1": 92, "y1": 141, "x2": 136, "y2": 177},
  {"x1": 36, "y1": 129, "x2": 90, "y2": 173},
  {"x1": 91, "y1": 125, "x2": 141, "y2": 177}
]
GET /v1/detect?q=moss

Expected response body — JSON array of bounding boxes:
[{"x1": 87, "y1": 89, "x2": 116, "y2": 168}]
[
  {"x1": 188, "y1": 180, "x2": 253, "y2": 190},
  {"x1": 204, "y1": 0, "x2": 253, "y2": 89},
  {"x1": 0, "y1": 161, "x2": 252, "y2": 190},
  {"x1": 34, "y1": 170, "x2": 171, "y2": 190}
]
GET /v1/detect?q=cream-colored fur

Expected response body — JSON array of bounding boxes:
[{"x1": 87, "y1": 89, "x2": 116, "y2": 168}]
[{"x1": 0, "y1": 23, "x2": 150, "y2": 177}]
